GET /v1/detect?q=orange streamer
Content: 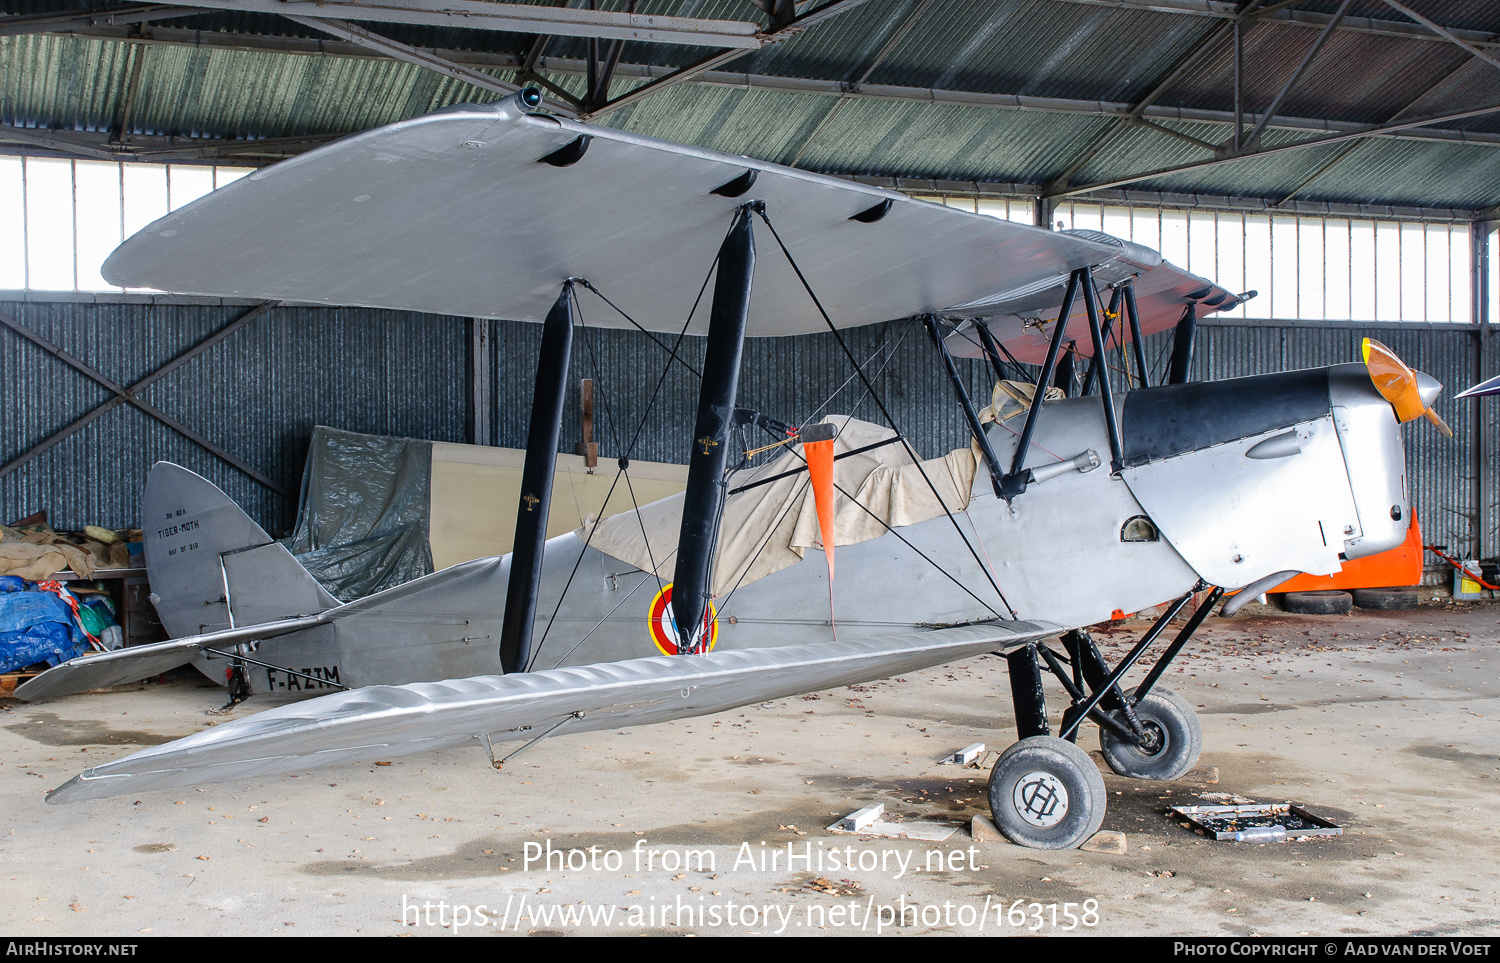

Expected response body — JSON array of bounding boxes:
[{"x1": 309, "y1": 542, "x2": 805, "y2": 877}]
[{"x1": 805, "y1": 437, "x2": 836, "y2": 582}]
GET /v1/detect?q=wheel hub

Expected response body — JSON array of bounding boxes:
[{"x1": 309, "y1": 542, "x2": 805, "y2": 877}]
[
  {"x1": 1136, "y1": 721, "x2": 1166, "y2": 755},
  {"x1": 1012, "y1": 770, "x2": 1070, "y2": 828}
]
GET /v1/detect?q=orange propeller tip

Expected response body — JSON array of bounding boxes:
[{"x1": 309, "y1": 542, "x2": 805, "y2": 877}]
[{"x1": 1423, "y1": 407, "x2": 1453, "y2": 438}]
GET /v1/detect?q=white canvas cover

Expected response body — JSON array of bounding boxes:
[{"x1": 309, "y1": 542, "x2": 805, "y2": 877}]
[{"x1": 582, "y1": 416, "x2": 976, "y2": 595}]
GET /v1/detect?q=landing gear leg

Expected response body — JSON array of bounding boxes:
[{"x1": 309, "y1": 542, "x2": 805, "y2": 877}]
[
  {"x1": 214, "y1": 659, "x2": 251, "y2": 714},
  {"x1": 990, "y1": 588, "x2": 1222, "y2": 847},
  {"x1": 1049, "y1": 587, "x2": 1221, "y2": 781},
  {"x1": 990, "y1": 643, "x2": 1106, "y2": 849}
]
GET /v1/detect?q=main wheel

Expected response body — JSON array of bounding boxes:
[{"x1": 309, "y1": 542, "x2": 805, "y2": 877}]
[
  {"x1": 987, "y1": 736, "x2": 1107, "y2": 850},
  {"x1": 1098, "y1": 687, "x2": 1202, "y2": 780}
]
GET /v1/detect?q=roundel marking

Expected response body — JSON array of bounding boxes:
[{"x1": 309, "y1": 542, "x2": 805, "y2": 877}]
[{"x1": 648, "y1": 582, "x2": 717, "y2": 655}]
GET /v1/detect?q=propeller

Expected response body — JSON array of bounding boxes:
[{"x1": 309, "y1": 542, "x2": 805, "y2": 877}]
[{"x1": 1362, "y1": 338, "x2": 1452, "y2": 437}]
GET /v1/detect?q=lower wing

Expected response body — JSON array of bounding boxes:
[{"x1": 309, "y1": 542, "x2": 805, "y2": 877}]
[{"x1": 48, "y1": 620, "x2": 1058, "y2": 803}]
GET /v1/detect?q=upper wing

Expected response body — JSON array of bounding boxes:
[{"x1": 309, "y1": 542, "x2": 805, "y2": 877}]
[
  {"x1": 48, "y1": 620, "x2": 1057, "y2": 803},
  {"x1": 101, "y1": 95, "x2": 1231, "y2": 338},
  {"x1": 945, "y1": 229, "x2": 1249, "y2": 364}
]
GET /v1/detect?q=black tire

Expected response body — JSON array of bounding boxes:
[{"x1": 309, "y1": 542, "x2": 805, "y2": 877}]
[
  {"x1": 987, "y1": 736, "x2": 1107, "y2": 850},
  {"x1": 1281, "y1": 590, "x2": 1352, "y2": 615},
  {"x1": 1099, "y1": 687, "x2": 1202, "y2": 780},
  {"x1": 1351, "y1": 587, "x2": 1419, "y2": 610}
]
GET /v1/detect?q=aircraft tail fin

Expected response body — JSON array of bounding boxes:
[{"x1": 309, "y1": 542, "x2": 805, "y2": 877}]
[{"x1": 143, "y1": 463, "x2": 337, "y2": 639}]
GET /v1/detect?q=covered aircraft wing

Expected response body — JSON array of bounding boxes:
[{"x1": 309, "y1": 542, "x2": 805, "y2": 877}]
[
  {"x1": 945, "y1": 229, "x2": 1250, "y2": 365},
  {"x1": 48, "y1": 620, "x2": 1057, "y2": 803},
  {"x1": 102, "y1": 94, "x2": 1236, "y2": 338}
]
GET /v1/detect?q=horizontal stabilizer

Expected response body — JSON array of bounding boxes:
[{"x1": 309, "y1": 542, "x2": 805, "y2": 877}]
[
  {"x1": 48, "y1": 620, "x2": 1057, "y2": 803},
  {"x1": 16, "y1": 613, "x2": 331, "y2": 703}
]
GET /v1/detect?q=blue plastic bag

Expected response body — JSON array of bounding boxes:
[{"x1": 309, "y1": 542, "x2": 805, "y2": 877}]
[{"x1": 0, "y1": 591, "x2": 91, "y2": 672}]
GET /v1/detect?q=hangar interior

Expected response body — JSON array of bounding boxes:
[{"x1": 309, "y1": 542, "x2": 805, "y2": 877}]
[
  {"x1": 1, "y1": 0, "x2": 1498, "y2": 566},
  {"x1": 5, "y1": 4, "x2": 1500, "y2": 936}
]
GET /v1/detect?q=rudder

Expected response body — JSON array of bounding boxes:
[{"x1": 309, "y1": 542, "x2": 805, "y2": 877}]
[{"x1": 144, "y1": 463, "x2": 336, "y2": 637}]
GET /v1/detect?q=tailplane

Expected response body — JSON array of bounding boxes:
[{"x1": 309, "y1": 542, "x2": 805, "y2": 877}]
[{"x1": 144, "y1": 463, "x2": 337, "y2": 638}]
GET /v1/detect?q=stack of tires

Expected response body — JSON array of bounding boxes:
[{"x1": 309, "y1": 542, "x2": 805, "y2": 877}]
[{"x1": 1279, "y1": 587, "x2": 1419, "y2": 614}]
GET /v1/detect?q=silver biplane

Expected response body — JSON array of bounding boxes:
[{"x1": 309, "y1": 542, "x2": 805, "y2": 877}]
[{"x1": 25, "y1": 88, "x2": 1448, "y2": 850}]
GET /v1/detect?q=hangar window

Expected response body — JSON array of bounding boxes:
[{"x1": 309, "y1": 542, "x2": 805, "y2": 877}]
[
  {"x1": 0, "y1": 156, "x2": 252, "y2": 293},
  {"x1": 914, "y1": 193, "x2": 1490, "y2": 325}
]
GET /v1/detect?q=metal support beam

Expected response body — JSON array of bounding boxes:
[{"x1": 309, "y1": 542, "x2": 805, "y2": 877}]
[
  {"x1": 1476, "y1": 222, "x2": 1493, "y2": 328},
  {"x1": 0, "y1": 4, "x2": 200, "y2": 38},
  {"x1": 1139, "y1": 118, "x2": 1220, "y2": 153},
  {"x1": 1054, "y1": 100, "x2": 1500, "y2": 198},
  {"x1": 589, "y1": 0, "x2": 878, "y2": 118},
  {"x1": 1274, "y1": 52, "x2": 1488, "y2": 208},
  {"x1": 179, "y1": 0, "x2": 764, "y2": 47},
  {"x1": 1041, "y1": 1, "x2": 1268, "y2": 196},
  {"x1": 784, "y1": 0, "x2": 934, "y2": 167},
  {"x1": 0, "y1": 302, "x2": 287, "y2": 495},
  {"x1": 15, "y1": 21, "x2": 1500, "y2": 155},
  {"x1": 1271, "y1": 141, "x2": 1363, "y2": 208},
  {"x1": 1475, "y1": 222, "x2": 1493, "y2": 558},
  {"x1": 1033, "y1": 195, "x2": 1056, "y2": 229},
  {"x1": 499, "y1": 284, "x2": 576, "y2": 674},
  {"x1": 1232, "y1": 19, "x2": 1242, "y2": 151},
  {"x1": 581, "y1": 0, "x2": 633, "y2": 114},
  {"x1": 111, "y1": 42, "x2": 148, "y2": 146},
  {"x1": 1379, "y1": 0, "x2": 1500, "y2": 75},
  {"x1": 1239, "y1": 0, "x2": 1354, "y2": 149},
  {"x1": 0, "y1": 125, "x2": 342, "y2": 164},
  {"x1": 1050, "y1": 0, "x2": 1500, "y2": 50},
  {"x1": 285, "y1": 15, "x2": 577, "y2": 116},
  {"x1": 671, "y1": 205, "x2": 756, "y2": 653},
  {"x1": 467, "y1": 318, "x2": 494, "y2": 447}
]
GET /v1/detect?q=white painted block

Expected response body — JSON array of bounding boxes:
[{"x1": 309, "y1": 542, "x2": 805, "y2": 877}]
[
  {"x1": 950, "y1": 743, "x2": 985, "y2": 765},
  {"x1": 835, "y1": 804, "x2": 884, "y2": 832}
]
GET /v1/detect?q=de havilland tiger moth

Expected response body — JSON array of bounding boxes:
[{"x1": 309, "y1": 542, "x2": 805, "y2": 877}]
[{"x1": 22, "y1": 87, "x2": 1450, "y2": 850}]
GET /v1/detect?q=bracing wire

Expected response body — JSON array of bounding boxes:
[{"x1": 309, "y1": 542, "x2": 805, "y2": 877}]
[{"x1": 752, "y1": 206, "x2": 1017, "y2": 621}]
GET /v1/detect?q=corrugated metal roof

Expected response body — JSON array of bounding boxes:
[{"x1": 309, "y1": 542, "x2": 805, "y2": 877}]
[
  {"x1": 1, "y1": 0, "x2": 1498, "y2": 210},
  {"x1": 1159, "y1": 20, "x2": 1496, "y2": 129}
]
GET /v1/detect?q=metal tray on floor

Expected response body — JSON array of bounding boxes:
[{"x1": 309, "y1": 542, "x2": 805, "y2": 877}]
[{"x1": 1169, "y1": 803, "x2": 1342, "y2": 842}]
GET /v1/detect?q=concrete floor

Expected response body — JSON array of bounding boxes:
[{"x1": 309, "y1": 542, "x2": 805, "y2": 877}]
[{"x1": 1, "y1": 601, "x2": 1497, "y2": 937}]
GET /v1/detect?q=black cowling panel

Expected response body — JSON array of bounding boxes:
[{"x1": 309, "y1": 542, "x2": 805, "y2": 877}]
[{"x1": 1121, "y1": 368, "x2": 1333, "y2": 468}]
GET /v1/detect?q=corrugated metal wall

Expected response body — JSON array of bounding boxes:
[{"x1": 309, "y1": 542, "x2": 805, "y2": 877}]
[
  {"x1": 0, "y1": 298, "x2": 468, "y2": 534},
  {"x1": 3, "y1": 297, "x2": 1496, "y2": 565}
]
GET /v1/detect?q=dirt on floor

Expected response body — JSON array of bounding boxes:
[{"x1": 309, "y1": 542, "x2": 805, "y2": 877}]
[{"x1": 1, "y1": 599, "x2": 1496, "y2": 937}]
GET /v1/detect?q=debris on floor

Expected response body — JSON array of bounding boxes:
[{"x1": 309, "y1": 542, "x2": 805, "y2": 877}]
[{"x1": 1169, "y1": 802, "x2": 1343, "y2": 842}]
